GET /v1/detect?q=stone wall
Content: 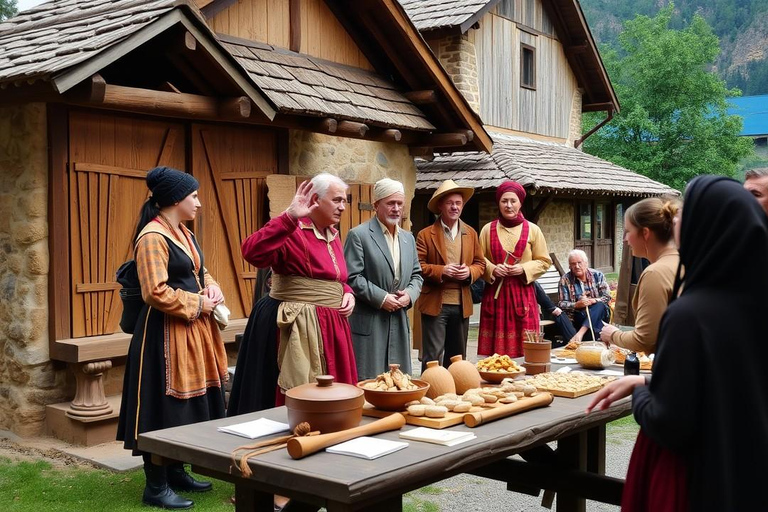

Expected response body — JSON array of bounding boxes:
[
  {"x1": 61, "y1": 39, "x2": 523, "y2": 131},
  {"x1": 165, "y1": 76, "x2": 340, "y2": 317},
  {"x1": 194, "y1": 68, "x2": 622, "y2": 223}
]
[
  {"x1": 0, "y1": 103, "x2": 71, "y2": 437},
  {"x1": 536, "y1": 199, "x2": 575, "y2": 267},
  {"x1": 565, "y1": 89, "x2": 583, "y2": 148},
  {"x1": 432, "y1": 33, "x2": 480, "y2": 114},
  {"x1": 288, "y1": 130, "x2": 418, "y2": 223}
]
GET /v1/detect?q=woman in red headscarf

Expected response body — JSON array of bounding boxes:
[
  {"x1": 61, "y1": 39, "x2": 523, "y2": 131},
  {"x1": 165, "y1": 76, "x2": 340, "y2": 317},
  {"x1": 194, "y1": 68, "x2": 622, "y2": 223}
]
[{"x1": 478, "y1": 181, "x2": 552, "y2": 357}]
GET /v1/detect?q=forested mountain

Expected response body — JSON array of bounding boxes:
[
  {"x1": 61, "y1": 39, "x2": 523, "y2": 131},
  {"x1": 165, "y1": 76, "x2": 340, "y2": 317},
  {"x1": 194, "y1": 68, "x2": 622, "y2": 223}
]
[{"x1": 580, "y1": 0, "x2": 768, "y2": 95}]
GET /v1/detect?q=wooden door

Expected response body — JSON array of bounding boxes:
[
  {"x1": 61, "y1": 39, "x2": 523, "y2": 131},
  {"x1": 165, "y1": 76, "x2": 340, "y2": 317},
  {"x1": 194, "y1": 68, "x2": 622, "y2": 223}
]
[
  {"x1": 574, "y1": 200, "x2": 614, "y2": 272},
  {"x1": 68, "y1": 111, "x2": 186, "y2": 337},
  {"x1": 339, "y1": 183, "x2": 375, "y2": 242},
  {"x1": 191, "y1": 124, "x2": 278, "y2": 318}
]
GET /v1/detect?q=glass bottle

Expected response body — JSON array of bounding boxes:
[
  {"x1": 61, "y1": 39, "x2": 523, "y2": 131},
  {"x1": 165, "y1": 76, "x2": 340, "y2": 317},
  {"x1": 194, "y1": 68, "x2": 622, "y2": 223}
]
[{"x1": 624, "y1": 352, "x2": 640, "y2": 375}]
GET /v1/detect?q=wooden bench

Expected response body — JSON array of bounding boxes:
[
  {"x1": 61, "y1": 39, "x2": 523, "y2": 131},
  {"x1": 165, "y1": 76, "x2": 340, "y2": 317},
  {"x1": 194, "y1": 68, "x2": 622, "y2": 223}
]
[{"x1": 46, "y1": 318, "x2": 248, "y2": 445}]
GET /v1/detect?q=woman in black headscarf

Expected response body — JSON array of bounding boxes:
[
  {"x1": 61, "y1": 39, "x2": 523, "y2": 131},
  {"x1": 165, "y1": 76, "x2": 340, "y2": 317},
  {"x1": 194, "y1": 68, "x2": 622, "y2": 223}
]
[
  {"x1": 587, "y1": 176, "x2": 768, "y2": 511},
  {"x1": 117, "y1": 167, "x2": 229, "y2": 510}
]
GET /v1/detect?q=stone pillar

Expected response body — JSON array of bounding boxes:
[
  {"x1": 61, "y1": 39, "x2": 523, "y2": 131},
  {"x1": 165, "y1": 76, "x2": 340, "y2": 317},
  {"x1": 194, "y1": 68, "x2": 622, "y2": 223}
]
[
  {"x1": 566, "y1": 88, "x2": 583, "y2": 148},
  {"x1": 0, "y1": 103, "x2": 72, "y2": 437},
  {"x1": 435, "y1": 33, "x2": 481, "y2": 114}
]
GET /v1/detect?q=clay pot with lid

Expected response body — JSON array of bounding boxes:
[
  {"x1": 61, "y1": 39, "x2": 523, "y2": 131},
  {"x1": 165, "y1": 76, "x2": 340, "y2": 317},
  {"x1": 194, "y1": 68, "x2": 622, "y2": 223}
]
[
  {"x1": 420, "y1": 360, "x2": 456, "y2": 399},
  {"x1": 448, "y1": 355, "x2": 481, "y2": 394},
  {"x1": 285, "y1": 375, "x2": 364, "y2": 433}
]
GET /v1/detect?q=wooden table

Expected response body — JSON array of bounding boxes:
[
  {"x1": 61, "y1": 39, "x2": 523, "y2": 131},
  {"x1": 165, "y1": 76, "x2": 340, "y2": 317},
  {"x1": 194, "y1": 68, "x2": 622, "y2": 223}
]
[{"x1": 139, "y1": 388, "x2": 631, "y2": 512}]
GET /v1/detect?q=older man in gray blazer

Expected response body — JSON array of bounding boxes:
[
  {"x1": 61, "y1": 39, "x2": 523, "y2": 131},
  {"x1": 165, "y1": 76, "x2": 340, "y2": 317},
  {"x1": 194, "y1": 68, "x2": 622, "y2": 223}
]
[{"x1": 344, "y1": 178, "x2": 423, "y2": 379}]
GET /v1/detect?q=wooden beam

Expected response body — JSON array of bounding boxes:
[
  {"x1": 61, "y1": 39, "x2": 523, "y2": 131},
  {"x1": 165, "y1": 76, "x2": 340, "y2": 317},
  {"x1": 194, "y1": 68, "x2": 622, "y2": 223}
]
[
  {"x1": 0, "y1": 80, "x2": 59, "y2": 105},
  {"x1": 271, "y1": 115, "x2": 338, "y2": 134},
  {"x1": 67, "y1": 74, "x2": 106, "y2": 103},
  {"x1": 160, "y1": 81, "x2": 182, "y2": 93},
  {"x1": 582, "y1": 102, "x2": 615, "y2": 113},
  {"x1": 220, "y1": 96, "x2": 252, "y2": 118},
  {"x1": 530, "y1": 196, "x2": 553, "y2": 223},
  {"x1": 422, "y1": 132, "x2": 468, "y2": 147},
  {"x1": 367, "y1": 128, "x2": 402, "y2": 143},
  {"x1": 565, "y1": 44, "x2": 588, "y2": 57},
  {"x1": 289, "y1": 0, "x2": 301, "y2": 53},
  {"x1": 166, "y1": 52, "x2": 217, "y2": 96},
  {"x1": 460, "y1": 129, "x2": 475, "y2": 142},
  {"x1": 404, "y1": 90, "x2": 437, "y2": 105},
  {"x1": 68, "y1": 83, "x2": 253, "y2": 120},
  {"x1": 336, "y1": 120, "x2": 369, "y2": 138}
]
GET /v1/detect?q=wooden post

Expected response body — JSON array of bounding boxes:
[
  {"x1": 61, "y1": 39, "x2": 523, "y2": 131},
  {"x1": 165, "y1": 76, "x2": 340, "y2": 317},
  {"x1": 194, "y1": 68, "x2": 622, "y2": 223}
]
[{"x1": 289, "y1": 0, "x2": 301, "y2": 52}]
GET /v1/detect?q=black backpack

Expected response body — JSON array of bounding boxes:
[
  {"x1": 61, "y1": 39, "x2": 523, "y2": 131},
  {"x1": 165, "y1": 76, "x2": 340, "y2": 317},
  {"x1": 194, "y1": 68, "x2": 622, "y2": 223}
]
[{"x1": 116, "y1": 260, "x2": 143, "y2": 334}]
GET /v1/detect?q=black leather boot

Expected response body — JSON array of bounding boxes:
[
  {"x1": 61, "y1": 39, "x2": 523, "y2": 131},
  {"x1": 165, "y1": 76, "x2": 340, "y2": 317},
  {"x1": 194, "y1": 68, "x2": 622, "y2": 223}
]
[
  {"x1": 167, "y1": 463, "x2": 213, "y2": 493},
  {"x1": 143, "y1": 459, "x2": 194, "y2": 509}
]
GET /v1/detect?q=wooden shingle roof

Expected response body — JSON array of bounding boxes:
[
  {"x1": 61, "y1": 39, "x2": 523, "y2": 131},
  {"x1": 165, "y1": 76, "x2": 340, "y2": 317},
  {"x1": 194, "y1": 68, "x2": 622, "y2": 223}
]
[
  {"x1": 0, "y1": 0, "x2": 177, "y2": 86},
  {"x1": 415, "y1": 132, "x2": 678, "y2": 197},
  {"x1": 398, "y1": 0, "x2": 497, "y2": 33},
  {"x1": 221, "y1": 35, "x2": 435, "y2": 132}
]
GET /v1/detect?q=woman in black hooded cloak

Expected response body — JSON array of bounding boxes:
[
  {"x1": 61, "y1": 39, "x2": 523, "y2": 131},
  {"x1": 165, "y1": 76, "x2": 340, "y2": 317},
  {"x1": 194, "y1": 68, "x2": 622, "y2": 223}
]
[{"x1": 587, "y1": 175, "x2": 768, "y2": 511}]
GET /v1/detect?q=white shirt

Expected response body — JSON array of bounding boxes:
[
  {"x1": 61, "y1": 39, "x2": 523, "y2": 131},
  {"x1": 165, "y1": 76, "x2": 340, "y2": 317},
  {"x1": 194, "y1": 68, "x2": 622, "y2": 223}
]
[
  {"x1": 376, "y1": 217, "x2": 401, "y2": 279},
  {"x1": 440, "y1": 218, "x2": 459, "y2": 241}
]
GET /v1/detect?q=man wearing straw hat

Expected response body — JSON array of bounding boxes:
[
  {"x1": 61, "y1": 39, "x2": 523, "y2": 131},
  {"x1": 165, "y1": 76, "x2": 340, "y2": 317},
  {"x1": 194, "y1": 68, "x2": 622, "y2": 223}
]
[
  {"x1": 344, "y1": 178, "x2": 423, "y2": 379},
  {"x1": 416, "y1": 180, "x2": 485, "y2": 372}
]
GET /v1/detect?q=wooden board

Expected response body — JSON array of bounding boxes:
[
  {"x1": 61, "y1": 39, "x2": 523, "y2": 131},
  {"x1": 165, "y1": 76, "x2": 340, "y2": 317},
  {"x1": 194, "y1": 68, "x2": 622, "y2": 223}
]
[
  {"x1": 362, "y1": 394, "x2": 547, "y2": 429},
  {"x1": 533, "y1": 383, "x2": 603, "y2": 399}
]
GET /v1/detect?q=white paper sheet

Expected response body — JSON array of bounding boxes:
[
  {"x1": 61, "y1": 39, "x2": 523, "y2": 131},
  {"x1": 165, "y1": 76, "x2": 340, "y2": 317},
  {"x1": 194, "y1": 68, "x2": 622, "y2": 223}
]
[
  {"x1": 399, "y1": 427, "x2": 476, "y2": 447},
  {"x1": 217, "y1": 418, "x2": 290, "y2": 439},
  {"x1": 325, "y1": 437, "x2": 408, "y2": 460}
]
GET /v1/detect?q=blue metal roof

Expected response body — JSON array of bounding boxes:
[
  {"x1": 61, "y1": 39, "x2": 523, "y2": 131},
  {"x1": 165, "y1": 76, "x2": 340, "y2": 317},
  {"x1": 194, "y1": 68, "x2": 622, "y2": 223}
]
[{"x1": 728, "y1": 95, "x2": 768, "y2": 137}]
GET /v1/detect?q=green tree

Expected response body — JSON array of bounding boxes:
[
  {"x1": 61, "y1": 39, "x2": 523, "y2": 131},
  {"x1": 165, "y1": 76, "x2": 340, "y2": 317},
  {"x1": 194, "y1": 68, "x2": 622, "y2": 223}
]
[
  {"x1": 0, "y1": 0, "x2": 18, "y2": 21},
  {"x1": 583, "y1": 5, "x2": 753, "y2": 190}
]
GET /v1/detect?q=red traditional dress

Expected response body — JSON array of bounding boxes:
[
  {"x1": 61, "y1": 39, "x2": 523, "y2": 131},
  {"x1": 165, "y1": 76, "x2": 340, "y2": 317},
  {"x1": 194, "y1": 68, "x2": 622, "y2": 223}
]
[
  {"x1": 477, "y1": 219, "x2": 550, "y2": 357},
  {"x1": 229, "y1": 212, "x2": 357, "y2": 412}
]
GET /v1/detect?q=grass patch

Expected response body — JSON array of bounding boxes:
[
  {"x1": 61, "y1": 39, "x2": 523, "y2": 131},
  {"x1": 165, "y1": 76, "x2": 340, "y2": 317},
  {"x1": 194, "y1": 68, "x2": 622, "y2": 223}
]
[
  {"x1": 607, "y1": 415, "x2": 640, "y2": 444},
  {"x1": 414, "y1": 485, "x2": 444, "y2": 495},
  {"x1": 404, "y1": 494, "x2": 441, "y2": 512},
  {"x1": 0, "y1": 457, "x2": 234, "y2": 512}
]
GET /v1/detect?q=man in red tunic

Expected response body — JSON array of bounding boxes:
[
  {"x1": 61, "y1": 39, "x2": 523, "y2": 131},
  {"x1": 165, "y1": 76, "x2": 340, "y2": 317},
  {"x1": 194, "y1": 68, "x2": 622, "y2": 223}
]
[{"x1": 228, "y1": 174, "x2": 358, "y2": 415}]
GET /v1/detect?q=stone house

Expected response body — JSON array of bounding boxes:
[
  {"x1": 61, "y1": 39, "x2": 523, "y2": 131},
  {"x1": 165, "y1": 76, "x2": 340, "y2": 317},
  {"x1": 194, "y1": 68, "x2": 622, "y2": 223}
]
[
  {"x1": 0, "y1": 0, "x2": 491, "y2": 442},
  {"x1": 400, "y1": 0, "x2": 678, "y2": 272}
]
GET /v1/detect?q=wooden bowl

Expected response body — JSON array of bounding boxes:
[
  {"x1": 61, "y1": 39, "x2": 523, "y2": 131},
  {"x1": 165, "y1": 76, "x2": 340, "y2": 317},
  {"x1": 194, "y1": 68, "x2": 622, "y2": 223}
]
[
  {"x1": 478, "y1": 368, "x2": 526, "y2": 383},
  {"x1": 357, "y1": 379, "x2": 430, "y2": 411}
]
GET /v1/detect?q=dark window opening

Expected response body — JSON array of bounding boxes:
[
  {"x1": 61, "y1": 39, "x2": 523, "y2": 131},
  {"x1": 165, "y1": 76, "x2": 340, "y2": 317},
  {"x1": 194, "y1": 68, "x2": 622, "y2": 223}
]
[{"x1": 521, "y1": 44, "x2": 536, "y2": 90}]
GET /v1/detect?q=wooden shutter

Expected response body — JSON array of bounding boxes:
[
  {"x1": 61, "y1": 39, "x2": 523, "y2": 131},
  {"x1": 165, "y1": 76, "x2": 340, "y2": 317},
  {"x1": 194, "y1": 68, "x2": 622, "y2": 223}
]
[
  {"x1": 68, "y1": 111, "x2": 186, "y2": 337},
  {"x1": 192, "y1": 124, "x2": 278, "y2": 317}
]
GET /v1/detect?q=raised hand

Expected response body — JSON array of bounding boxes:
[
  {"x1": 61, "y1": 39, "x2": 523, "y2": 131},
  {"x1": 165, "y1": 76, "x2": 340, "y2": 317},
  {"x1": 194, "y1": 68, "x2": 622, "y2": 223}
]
[{"x1": 286, "y1": 180, "x2": 319, "y2": 220}]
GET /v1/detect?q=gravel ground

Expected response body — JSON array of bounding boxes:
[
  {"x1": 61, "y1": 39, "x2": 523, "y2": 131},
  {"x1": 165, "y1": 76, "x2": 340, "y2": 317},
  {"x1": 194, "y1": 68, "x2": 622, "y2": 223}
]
[{"x1": 403, "y1": 327, "x2": 639, "y2": 511}]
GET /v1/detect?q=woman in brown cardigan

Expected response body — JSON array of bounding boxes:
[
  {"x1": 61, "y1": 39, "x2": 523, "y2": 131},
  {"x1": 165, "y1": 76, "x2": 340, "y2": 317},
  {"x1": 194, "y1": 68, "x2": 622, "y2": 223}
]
[{"x1": 600, "y1": 197, "x2": 680, "y2": 354}]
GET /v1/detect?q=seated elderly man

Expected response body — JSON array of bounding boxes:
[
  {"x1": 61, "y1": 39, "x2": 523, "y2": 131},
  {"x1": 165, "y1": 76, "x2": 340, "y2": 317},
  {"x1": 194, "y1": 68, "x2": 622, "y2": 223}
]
[{"x1": 557, "y1": 249, "x2": 611, "y2": 342}]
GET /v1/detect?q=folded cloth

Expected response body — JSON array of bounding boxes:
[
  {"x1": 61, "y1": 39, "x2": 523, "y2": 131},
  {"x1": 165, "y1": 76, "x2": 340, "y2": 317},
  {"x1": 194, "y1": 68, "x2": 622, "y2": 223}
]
[{"x1": 213, "y1": 303, "x2": 231, "y2": 329}]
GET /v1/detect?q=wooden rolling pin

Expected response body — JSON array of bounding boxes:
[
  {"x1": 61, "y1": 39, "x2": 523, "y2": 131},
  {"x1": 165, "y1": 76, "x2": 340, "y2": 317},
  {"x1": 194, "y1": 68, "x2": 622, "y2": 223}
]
[
  {"x1": 463, "y1": 392, "x2": 553, "y2": 427},
  {"x1": 287, "y1": 413, "x2": 406, "y2": 459}
]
